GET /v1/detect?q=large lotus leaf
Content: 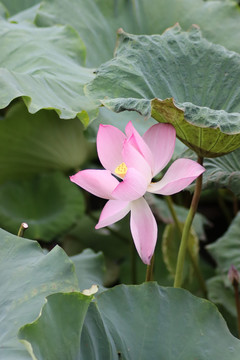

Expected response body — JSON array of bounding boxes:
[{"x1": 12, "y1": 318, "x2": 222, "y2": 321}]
[
  {"x1": 205, "y1": 210, "x2": 240, "y2": 331},
  {"x1": 35, "y1": 0, "x2": 240, "y2": 67},
  {"x1": 206, "y1": 274, "x2": 239, "y2": 338},
  {"x1": 0, "y1": 228, "x2": 79, "y2": 360},
  {"x1": 0, "y1": 172, "x2": 85, "y2": 241},
  {"x1": 80, "y1": 302, "x2": 117, "y2": 360},
  {"x1": 0, "y1": 19, "x2": 97, "y2": 123},
  {"x1": 0, "y1": 103, "x2": 93, "y2": 184},
  {"x1": 19, "y1": 283, "x2": 240, "y2": 359},
  {"x1": 71, "y1": 249, "x2": 105, "y2": 290},
  {"x1": 19, "y1": 293, "x2": 117, "y2": 360},
  {"x1": 207, "y1": 211, "x2": 240, "y2": 273},
  {"x1": 86, "y1": 25, "x2": 240, "y2": 157},
  {"x1": 19, "y1": 293, "x2": 92, "y2": 360},
  {"x1": 201, "y1": 148, "x2": 240, "y2": 197}
]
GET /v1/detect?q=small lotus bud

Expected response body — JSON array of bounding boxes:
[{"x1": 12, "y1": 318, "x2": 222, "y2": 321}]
[{"x1": 228, "y1": 265, "x2": 240, "y2": 286}]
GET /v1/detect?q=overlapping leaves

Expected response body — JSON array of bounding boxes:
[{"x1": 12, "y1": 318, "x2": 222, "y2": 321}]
[
  {"x1": 19, "y1": 283, "x2": 240, "y2": 359},
  {"x1": 0, "y1": 229, "x2": 79, "y2": 360},
  {"x1": 36, "y1": 0, "x2": 240, "y2": 67},
  {"x1": 1, "y1": 0, "x2": 240, "y2": 125},
  {"x1": 206, "y1": 212, "x2": 240, "y2": 332},
  {"x1": 86, "y1": 25, "x2": 240, "y2": 157},
  {"x1": 202, "y1": 148, "x2": 240, "y2": 197},
  {"x1": 0, "y1": 18, "x2": 97, "y2": 124}
]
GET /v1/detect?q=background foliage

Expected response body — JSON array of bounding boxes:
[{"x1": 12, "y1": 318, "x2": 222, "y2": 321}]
[{"x1": 1, "y1": 0, "x2": 240, "y2": 359}]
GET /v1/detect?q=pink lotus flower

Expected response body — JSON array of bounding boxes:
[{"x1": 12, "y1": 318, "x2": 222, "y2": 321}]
[{"x1": 70, "y1": 122, "x2": 205, "y2": 264}]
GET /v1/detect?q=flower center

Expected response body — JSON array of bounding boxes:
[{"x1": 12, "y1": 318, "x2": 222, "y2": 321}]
[{"x1": 115, "y1": 162, "x2": 128, "y2": 178}]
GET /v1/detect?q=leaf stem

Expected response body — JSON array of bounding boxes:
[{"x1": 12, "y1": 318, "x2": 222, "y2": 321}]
[
  {"x1": 145, "y1": 254, "x2": 155, "y2": 282},
  {"x1": 165, "y1": 196, "x2": 207, "y2": 296},
  {"x1": 174, "y1": 156, "x2": 203, "y2": 288}
]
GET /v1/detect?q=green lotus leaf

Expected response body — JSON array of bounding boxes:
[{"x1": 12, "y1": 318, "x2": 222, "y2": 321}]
[
  {"x1": 207, "y1": 211, "x2": 240, "y2": 273},
  {"x1": 19, "y1": 283, "x2": 240, "y2": 359},
  {"x1": 206, "y1": 211, "x2": 240, "y2": 336},
  {"x1": 36, "y1": 0, "x2": 240, "y2": 67},
  {"x1": 207, "y1": 275, "x2": 237, "y2": 319},
  {"x1": 0, "y1": 103, "x2": 93, "y2": 184},
  {"x1": 206, "y1": 274, "x2": 239, "y2": 338},
  {"x1": 0, "y1": 172, "x2": 85, "y2": 241},
  {"x1": 201, "y1": 148, "x2": 240, "y2": 197},
  {"x1": 71, "y1": 249, "x2": 106, "y2": 291},
  {"x1": 0, "y1": 18, "x2": 98, "y2": 124},
  {"x1": 86, "y1": 25, "x2": 240, "y2": 157},
  {"x1": 0, "y1": 228, "x2": 79, "y2": 360},
  {"x1": 80, "y1": 302, "x2": 117, "y2": 360},
  {"x1": 19, "y1": 293, "x2": 92, "y2": 360}
]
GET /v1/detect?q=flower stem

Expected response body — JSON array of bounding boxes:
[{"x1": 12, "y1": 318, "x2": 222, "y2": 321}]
[
  {"x1": 131, "y1": 240, "x2": 137, "y2": 284},
  {"x1": 174, "y1": 156, "x2": 203, "y2": 288},
  {"x1": 166, "y1": 196, "x2": 207, "y2": 296},
  {"x1": 165, "y1": 196, "x2": 182, "y2": 233},
  {"x1": 145, "y1": 254, "x2": 155, "y2": 282}
]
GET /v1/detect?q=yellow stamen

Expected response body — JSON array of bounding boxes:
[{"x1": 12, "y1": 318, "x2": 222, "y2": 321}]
[{"x1": 115, "y1": 162, "x2": 128, "y2": 178}]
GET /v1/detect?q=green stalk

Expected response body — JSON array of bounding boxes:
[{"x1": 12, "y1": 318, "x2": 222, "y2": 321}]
[
  {"x1": 131, "y1": 239, "x2": 137, "y2": 284},
  {"x1": 165, "y1": 196, "x2": 182, "y2": 233},
  {"x1": 17, "y1": 222, "x2": 28, "y2": 237},
  {"x1": 166, "y1": 196, "x2": 207, "y2": 296},
  {"x1": 145, "y1": 254, "x2": 155, "y2": 282},
  {"x1": 174, "y1": 156, "x2": 203, "y2": 288}
]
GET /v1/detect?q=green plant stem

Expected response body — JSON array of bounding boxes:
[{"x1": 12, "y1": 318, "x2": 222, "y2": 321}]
[
  {"x1": 165, "y1": 196, "x2": 207, "y2": 296},
  {"x1": 165, "y1": 196, "x2": 182, "y2": 233},
  {"x1": 174, "y1": 156, "x2": 203, "y2": 288},
  {"x1": 233, "y1": 282, "x2": 240, "y2": 338},
  {"x1": 145, "y1": 254, "x2": 155, "y2": 282},
  {"x1": 131, "y1": 240, "x2": 137, "y2": 284},
  {"x1": 17, "y1": 222, "x2": 28, "y2": 237}
]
